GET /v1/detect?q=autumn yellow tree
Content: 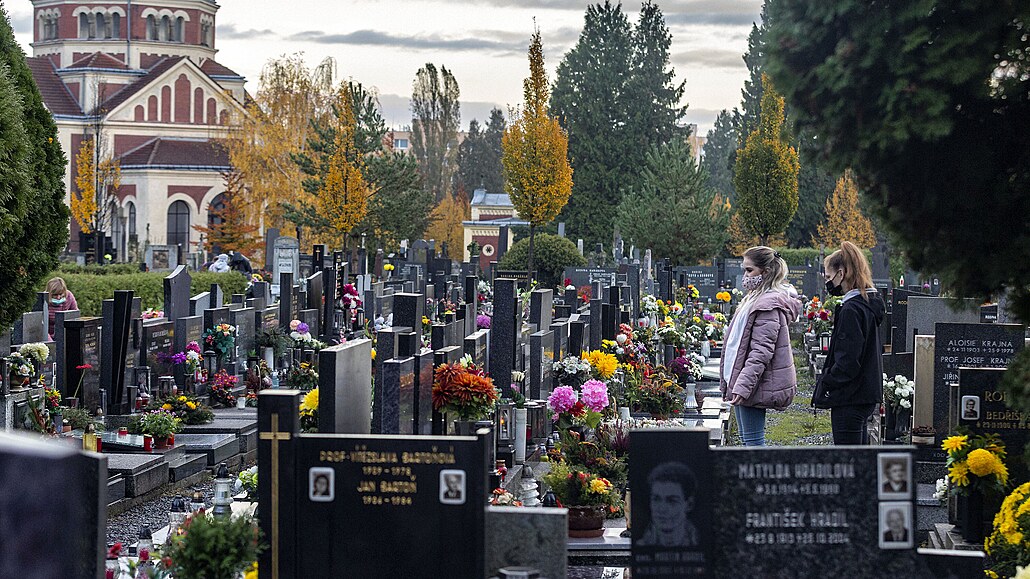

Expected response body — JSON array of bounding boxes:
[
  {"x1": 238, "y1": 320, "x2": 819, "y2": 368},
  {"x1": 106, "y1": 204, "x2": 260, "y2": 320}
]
[
  {"x1": 71, "y1": 135, "x2": 120, "y2": 262},
  {"x1": 192, "y1": 171, "x2": 263, "y2": 256},
  {"x1": 316, "y1": 85, "x2": 370, "y2": 249},
  {"x1": 502, "y1": 29, "x2": 573, "y2": 282},
  {"x1": 225, "y1": 55, "x2": 336, "y2": 236},
  {"x1": 426, "y1": 190, "x2": 469, "y2": 257},
  {"x1": 814, "y1": 170, "x2": 876, "y2": 249}
]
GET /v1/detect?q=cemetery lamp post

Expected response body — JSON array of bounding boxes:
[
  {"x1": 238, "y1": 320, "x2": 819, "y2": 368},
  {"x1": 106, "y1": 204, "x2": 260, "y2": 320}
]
[{"x1": 212, "y1": 462, "x2": 233, "y2": 517}]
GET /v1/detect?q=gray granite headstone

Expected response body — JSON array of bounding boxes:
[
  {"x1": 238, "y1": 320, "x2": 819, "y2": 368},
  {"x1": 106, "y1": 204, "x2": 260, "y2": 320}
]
[
  {"x1": 189, "y1": 292, "x2": 210, "y2": 317},
  {"x1": 318, "y1": 339, "x2": 373, "y2": 434},
  {"x1": 529, "y1": 330, "x2": 554, "y2": 399},
  {"x1": 380, "y1": 357, "x2": 415, "y2": 434},
  {"x1": 272, "y1": 236, "x2": 300, "y2": 283},
  {"x1": 905, "y1": 296, "x2": 980, "y2": 352},
  {"x1": 485, "y1": 506, "x2": 568, "y2": 579},
  {"x1": 529, "y1": 289, "x2": 553, "y2": 333},
  {"x1": 463, "y1": 329, "x2": 490, "y2": 370},
  {"x1": 17, "y1": 311, "x2": 47, "y2": 345},
  {"x1": 163, "y1": 265, "x2": 191, "y2": 322},
  {"x1": 393, "y1": 292, "x2": 425, "y2": 332},
  {"x1": 489, "y1": 279, "x2": 518, "y2": 393}
]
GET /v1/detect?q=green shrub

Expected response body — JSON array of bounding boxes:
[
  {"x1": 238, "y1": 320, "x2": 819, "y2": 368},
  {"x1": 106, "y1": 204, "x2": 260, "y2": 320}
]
[
  {"x1": 163, "y1": 514, "x2": 262, "y2": 579},
  {"x1": 55, "y1": 262, "x2": 142, "y2": 276},
  {"x1": 498, "y1": 233, "x2": 587, "y2": 289},
  {"x1": 57, "y1": 271, "x2": 247, "y2": 316}
]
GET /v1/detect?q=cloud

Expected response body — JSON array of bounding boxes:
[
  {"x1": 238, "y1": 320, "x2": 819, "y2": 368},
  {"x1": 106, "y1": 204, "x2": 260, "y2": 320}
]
[
  {"x1": 673, "y1": 49, "x2": 745, "y2": 70},
  {"x1": 218, "y1": 22, "x2": 277, "y2": 39},
  {"x1": 376, "y1": 92, "x2": 508, "y2": 129},
  {"x1": 286, "y1": 29, "x2": 528, "y2": 56},
  {"x1": 7, "y1": 10, "x2": 34, "y2": 35}
]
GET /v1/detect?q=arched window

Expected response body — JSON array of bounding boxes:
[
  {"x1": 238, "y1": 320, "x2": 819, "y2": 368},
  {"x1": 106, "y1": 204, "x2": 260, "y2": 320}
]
[
  {"x1": 200, "y1": 22, "x2": 210, "y2": 46},
  {"x1": 127, "y1": 201, "x2": 137, "y2": 239},
  {"x1": 175, "y1": 17, "x2": 185, "y2": 43},
  {"x1": 47, "y1": 16, "x2": 57, "y2": 40},
  {"x1": 205, "y1": 193, "x2": 225, "y2": 254},
  {"x1": 110, "y1": 13, "x2": 120, "y2": 38},
  {"x1": 79, "y1": 13, "x2": 90, "y2": 38},
  {"x1": 166, "y1": 200, "x2": 190, "y2": 250},
  {"x1": 95, "y1": 13, "x2": 106, "y2": 38},
  {"x1": 160, "y1": 15, "x2": 171, "y2": 41},
  {"x1": 109, "y1": 201, "x2": 122, "y2": 261},
  {"x1": 146, "y1": 15, "x2": 157, "y2": 40}
]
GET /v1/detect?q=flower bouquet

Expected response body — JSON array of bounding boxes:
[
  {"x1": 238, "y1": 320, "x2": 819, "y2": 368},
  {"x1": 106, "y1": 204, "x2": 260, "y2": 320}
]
[
  {"x1": 628, "y1": 368, "x2": 684, "y2": 419},
  {"x1": 942, "y1": 431, "x2": 1008, "y2": 496},
  {"x1": 716, "y1": 291, "x2": 732, "y2": 303},
  {"x1": 235, "y1": 466, "x2": 258, "y2": 500},
  {"x1": 209, "y1": 370, "x2": 238, "y2": 407},
  {"x1": 548, "y1": 381, "x2": 610, "y2": 430},
  {"x1": 541, "y1": 460, "x2": 621, "y2": 511},
  {"x1": 6, "y1": 352, "x2": 35, "y2": 387},
  {"x1": 669, "y1": 355, "x2": 704, "y2": 383},
  {"x1": 553, "y1": 355, "x2": 592, "y2": 388},
  {"x1": 582, "y1": 350, "x2": 618, "y2": 381},
  {"x1": 129, "y1": 409, "x2": 183, "y2": 439},
  {"x1": 432, "y1": 356, "x2": 497, "y2": 421},
  {"x1": 44, "y1": 387, "x2": 62, "y2": 412},
  {"x1": 490, "y1": 488, "x2": 523, "y2": 507},
  {"x1": 804, "y1": 296, "x2": 833, "y2": 335},
  {"x1": 340, "y1": 283, "x2": 363, "y2": 309},
  {"x1": 284, "y1": 362, "x2": 318, "y2": 391},
  {"x1": 985, "y1": 482, "x2": 1030, "y2": 579},
  {"x1": 19, "y1": 342, "x2": 49, "y2": 369},
  {"x1": 142, "y1": 308, "x2": 164, "y2": 320},
  {"x1": 883, "y1": 374, "x2": 914, "y2": 411},
  {"x1": 149, "y1": 394, "x2": 214, "y2": 424},
  {"x1": 299, "y1": 387, "x2": 319, "y2": 432},
  {"x1": 203, "y1": 323, "x2": 237, "y2": 360}
]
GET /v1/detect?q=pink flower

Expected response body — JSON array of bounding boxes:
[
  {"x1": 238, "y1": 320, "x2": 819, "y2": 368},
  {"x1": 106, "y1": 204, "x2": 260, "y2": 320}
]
[
  {"x1": 581, "y1": 380, "x2": 609, "y2": 412},
  {"x1": 186, "y1": 341, "x2": 201, "y2": 354},
  {"x1": 547, "y1": 386, "x2": 578, "y2": 415}
]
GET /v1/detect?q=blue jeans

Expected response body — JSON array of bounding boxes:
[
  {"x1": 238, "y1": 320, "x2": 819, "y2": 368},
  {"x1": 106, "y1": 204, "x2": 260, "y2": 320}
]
[{"x1": 735, "y1": 405, "x2": 767, "y2": 447}]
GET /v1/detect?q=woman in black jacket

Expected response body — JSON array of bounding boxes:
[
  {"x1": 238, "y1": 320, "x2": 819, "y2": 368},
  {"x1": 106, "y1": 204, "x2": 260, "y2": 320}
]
[{"x1": 814, "y1": 241, "x2": 885, "y2": 444}]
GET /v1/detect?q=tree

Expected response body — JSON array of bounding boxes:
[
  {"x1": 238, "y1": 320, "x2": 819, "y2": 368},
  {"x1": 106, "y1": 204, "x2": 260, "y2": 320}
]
[
  {"x1": 497, "y1": 233, "x2": 587, "y2": 289},
  {"x1": 71, "y1": 132, "x2": 121, "y2": 257},
  {"x1": 426, "y1": 191, "x2": 469, "y2": 258},
  {"x1": 813, "y1": 171, "x2": 876, "y2": 249},
  {"x1": 192, "y1": 171, "x2": 263, "y2": 256},
  {"x1": 628, "y1": 1, "x2": 688, "y2": 146},
  {"x1": 786, "y1": 147, "x2": 835, "y2": 248},
  {"x1": 732, "y1": 74, "x2": 799, "y2": 245},
  {"x1": 362, "y1": 150, "x2": 434, "y2": 250},
  {"x1": 502, "y1": 30, "x2": 574, "y2": 284},
  {"x1": 411, "y1": 63, "x2": 461, "y2": 202},
  {"x1": 226, "y1": 55, "x2": 336, "y2": 238},
  {"x1": 316, "y1": 85, "x2": 370, "y2": 249},
  {"x1": 455, "y1": 109, "x2": 506, "y2": 196},
  {"x1": 0, "y1": 6, "x2": 69, "y2": 330},
  {"x1": 703, "y1": 110, "x2": 738, "y2": 204},
  {"x1": 764, "y1": 1, "x2": 1030, "y2": 319},
  {"x1": 617, "y1": 140, "x2": 729, "y2": 265}
]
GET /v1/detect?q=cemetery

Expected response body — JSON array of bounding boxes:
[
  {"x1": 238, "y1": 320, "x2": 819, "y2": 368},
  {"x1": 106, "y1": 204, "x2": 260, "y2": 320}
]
[{"x1": 1, "y1": 0, "x2": 1029, "y2": 577}]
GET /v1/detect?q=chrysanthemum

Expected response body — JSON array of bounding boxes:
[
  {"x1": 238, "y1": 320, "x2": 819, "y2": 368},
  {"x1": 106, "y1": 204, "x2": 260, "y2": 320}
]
[
  {"x1": 967, "y1": 448, "x2": 997, "y2": 477},
  {"x1": 942, "y1": 435, "x2": 969, "y2": 453}
]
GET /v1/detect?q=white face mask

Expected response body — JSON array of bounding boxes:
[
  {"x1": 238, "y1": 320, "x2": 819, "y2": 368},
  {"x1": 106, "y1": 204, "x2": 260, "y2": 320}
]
[{"x1": 742, "y1": 274, "x2": 763, "y2": 292}]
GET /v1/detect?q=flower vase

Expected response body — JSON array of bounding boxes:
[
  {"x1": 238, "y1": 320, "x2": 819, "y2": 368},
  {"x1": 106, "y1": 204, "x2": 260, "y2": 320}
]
[
  {"x1": 683, "y1": 382, "x2": 698, "y2": 411},
  {"x1": 514, "y1": 408, "x2": 527, "y2": 465},
  {"x1": 567, "y1": 505, "x2": 606, "y2": 538},
  {"x1": 236, "y1": 396, "x2": 247, "y2": 409},
  {"x1": 52, "y1": 412, "x2": 62, "y2": 433},
  {"x1": 894, "y1": 406, "x2": 911, "y2": 435},
  {"x1": 700, "y1": 340, "x2": 711, "y2": 360},
  {"x1": 453, "y1": 420, "x2": 477, "y2": 436},
  {"x1": 956, "y1": 491, "x2": 1002, "y2": 544}
]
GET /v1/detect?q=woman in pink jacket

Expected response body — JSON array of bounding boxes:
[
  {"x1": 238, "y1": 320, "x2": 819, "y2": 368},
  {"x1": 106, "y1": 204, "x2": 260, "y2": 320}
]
[{"x1": 720, "y1": 246, "x2": 801, "y2": 446}]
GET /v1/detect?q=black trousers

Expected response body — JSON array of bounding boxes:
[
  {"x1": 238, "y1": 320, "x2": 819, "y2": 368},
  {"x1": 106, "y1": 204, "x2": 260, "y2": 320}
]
[{"x1": 830, "y1": 403, "x2": 878, "y2": 445}]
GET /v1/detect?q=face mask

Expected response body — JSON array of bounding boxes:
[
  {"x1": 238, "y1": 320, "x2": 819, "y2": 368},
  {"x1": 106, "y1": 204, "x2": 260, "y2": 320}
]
[
  {"x1": 51, "y1": 297, "x2": 66, "y2": 305},
  {"x1": 825, "y1": 274, "x2": 845, "y2": 297},
  {"x1": 742, "y1": 274, "x2": 763, "y2": 292}
]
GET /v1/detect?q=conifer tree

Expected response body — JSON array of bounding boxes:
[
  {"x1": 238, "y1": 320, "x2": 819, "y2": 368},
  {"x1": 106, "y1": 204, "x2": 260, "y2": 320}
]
[
  {"x1": 733, "y1": 74, "x2": 799, "y2": 245},
  {"x1": 703, "y1": 110, "x2": 738, "y2": 202},
  {"x1": 502, "y1": 30, "x2": 574, "y2": 283},
  {"x1": 0, "y1": 6, "x2": 68, "y2": 329},
  {"x1": 814, "y1": 171, "x2": 876, "y2": 249}
]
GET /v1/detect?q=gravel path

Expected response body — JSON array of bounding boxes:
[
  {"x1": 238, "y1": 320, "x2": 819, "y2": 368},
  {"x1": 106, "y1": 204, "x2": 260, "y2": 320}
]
[{"x1": 106, "y1": 477, "x2": 215, "y2": 547}]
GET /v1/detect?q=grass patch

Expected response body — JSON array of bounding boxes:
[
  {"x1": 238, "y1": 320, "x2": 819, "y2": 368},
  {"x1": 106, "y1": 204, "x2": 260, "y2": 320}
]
[{"x1": 729, "y1": 353, "x2": 834, "y2": 446}]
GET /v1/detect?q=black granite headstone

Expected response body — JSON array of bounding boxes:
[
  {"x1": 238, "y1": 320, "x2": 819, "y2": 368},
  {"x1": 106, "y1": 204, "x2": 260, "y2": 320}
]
[
  {"x1": 529, "y1": 289, "x2": 553, "y2": 333},
  {"x1": 589, "y1": 298, "x2": 603, "y2": 350},
  {"x1": 209, "y1": 283, "x2": 224, "y2": 309},
  {"x1": 140, "y1": 319, "x2": 175, "y2": 394},
  {"x1": 569, "y1": 319, "x2": 587, "y2": 357},
  {"x1": 54, "y1": 309, "x2": 80, "y2": 393},
  {"x1": 279, "y1": 273, "x2": 295, "y2": 330},
  {"x1": 529, "y1": 330, "x2": 554, "y2": 399},
  {"x1": 64, "y1": 317, "x2": 102, "y2": 408},
  {"x1": 959, "y1": 367, "x2": 1030, "y2": 482},
  {"x1": 980, "y1": 305, "x2": 999, "y2": 324},
  {"x1": 380, "y1": 357, "x2": 416, "y2": 434},
  {"x1": 463, "y1": 329, "x2": 490, "y2": 370},
  {"x1": 393, "y1": 292, "x2": 425, "y2": 332},
  {"x1": 413, "y1": 348, "x2": 435, "y2": 436},
  {"x1": 100, "y1": 291, "x2": 133, "y2": 415},
  {"x1": 489, "y1": 279, "x2": 518, "y2": 394}
]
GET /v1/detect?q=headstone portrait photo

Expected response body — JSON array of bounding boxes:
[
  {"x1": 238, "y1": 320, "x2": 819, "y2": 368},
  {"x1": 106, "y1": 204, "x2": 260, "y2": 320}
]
[
  {"x1": 439, "y1": 469, "x2": 466, "y2": 505},
  {"x1": 309, "y1": 467, "x2": 335, "y2": 502},
  {"x1": 961, "y1": 395, "x2": 981, "y2": 421},
  {"x1": 878, "y1": 502, "x2": 913, "y2": 549},
  {"x1": 877, "y1": 453, "x2": 912, "y2": 500}
]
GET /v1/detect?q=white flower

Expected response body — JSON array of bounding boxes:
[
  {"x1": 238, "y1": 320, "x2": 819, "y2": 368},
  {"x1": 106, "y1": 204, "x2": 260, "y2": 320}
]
[
  {"x1": 616, "y1": 347, "x2": 624, "y2": 355},
  {"x1": 899, "y1": 399, "x2": 911, "y2": 409},
  {"x1": 566, "y1": 285, "x2": 576, "y2": 290},
  {"x1": 616, "y1": 334, "x2": 627, "y2": 345}
]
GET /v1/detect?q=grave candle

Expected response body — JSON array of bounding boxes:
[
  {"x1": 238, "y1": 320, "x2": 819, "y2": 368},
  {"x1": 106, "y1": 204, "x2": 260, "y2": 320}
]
[
  {"x1": 168, "y1": 496, "x2": 188, "y2": 536},
  {"x1": 137, "y1": 526, "x2": 153, "y2": 558},
  {"x1": 190, "y1": 491, "x2": 206, "y2": 513},
  {"x1": 212, "y1": 462, "x2": 233, "y2": 517}
]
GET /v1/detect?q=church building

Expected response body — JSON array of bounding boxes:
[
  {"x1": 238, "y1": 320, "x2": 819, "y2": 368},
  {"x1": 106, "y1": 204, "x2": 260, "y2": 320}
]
[{"x1": 26, "y1": 0, "x2": 246, "y2": 261}]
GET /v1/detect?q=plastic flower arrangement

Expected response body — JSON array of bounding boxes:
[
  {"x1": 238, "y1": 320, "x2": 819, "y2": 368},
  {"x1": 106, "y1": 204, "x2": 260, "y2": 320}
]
[
  {"x1": 203, "y1": 323, "x2": 237, "y2": 360},
  {"x1": 548, "y1": 382, "x2": 609, "y2": 430},
  {"x1": 130, "y1": 408, "x2": 183, "y2": 438},
  {"x1": 553, "y1": 355, "x2": 592, "y2": 387},
  {"x1": 18, "y1": 342, "x2": 49, "y2": 368},
  {"x1": 716, "y1": 291, "x2": 732, "y2": 303},
  {"x1": 656, "y1": 324, "x2": 689, "y2": 348},
  {"x1": 44, "y1": 387, "x2": 62, "y2": 412},
  {"x1": 582, "y1": 350, "x2": 619, "y2": 380},
  {"x1": 490, "y1": 488, "x2": 523, "y2": 507},
  {"x1": 669, "y1": 355, "x2": 704, "y2": 383},
  {"x1": 985, "y1": 482, "x2": 1030, "y2": 579},
  {"x1": 142, "y1": 308, "x2": 164, "y2": 320},
  {"x1": 148, "y1": 394, "x2": 213, "y2": 424},
  {"x1": 284, "y1": 362, "x2": 319, "y2": 391},
  {"x1": 432, "y1": 356, "x2": 497, "y2": 421},
  {"x1": 883, "y1": 374, "x2": 914, "y2": 410},
  {"x1": 942, "y1": 431, "x2": 1009, "y2": 496},
  {"x1": 340, "y1": 283, "x2": 363, "y2": 309},
  {"x1": 209, "y1": 370, "x2": 238, "y2": 407},
  {"x1": 6, "y1": 351, "x2": 35, "y2": 380},
  {"x1": 541, "y1": 460, "x2": 621, "y2": 511},
  {"x1": 476, "y1": 314, "x2": 492, "y2": 329},
  {"x1": 172, "y1": 341, "x2": 204, "y2": 375},
  {"x1": 804, "y1": 296, "x2": 833, "y2": 334},
  {"x1": 235, "y1": 466, "x2": 258, "y2": 499},
  {"x1": 299, "y1": 387, "x2": 319, "y2": 432},
  {"x1": 628, "y1": 368, "x2": 684, "y2": 419},
  {"x1": 641, "y1": 295, "x2": 661, "y2": 316}
]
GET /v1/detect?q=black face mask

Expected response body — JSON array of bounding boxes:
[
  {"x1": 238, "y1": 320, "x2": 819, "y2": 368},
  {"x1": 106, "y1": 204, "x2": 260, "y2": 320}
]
[{"x1": 825, "y1": 275, "x2": 845, "y2": 297}]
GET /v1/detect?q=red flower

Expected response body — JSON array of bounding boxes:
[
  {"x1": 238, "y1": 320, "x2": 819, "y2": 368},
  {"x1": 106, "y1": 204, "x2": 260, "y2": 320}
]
[
  {"x1": 564, "y1": 278, "x2": 572, "y2": 287},
  {"x1": 807, "y1": 312, "x2": 815, "y2": 320},
  {"x1": 107, "y1": 542, "x2": 123, "y2": 559},
  {"x1": 819, "y1": 311, "x2": 829, "y2": 320},
  {"x1": 570, "y1": 400, "x2": 586, "y2": 417},
  {"x1": 76, "y1": 364, "x2": 92, "y2": 370}
]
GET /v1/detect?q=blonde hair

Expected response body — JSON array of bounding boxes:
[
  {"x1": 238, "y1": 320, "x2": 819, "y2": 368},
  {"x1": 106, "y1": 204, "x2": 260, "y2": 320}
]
[
  {"x1": 824, "y1": 241, "x2": 874, "y2": 300},
  {"x1": 46, "y1": 277, "x2": 67, "y2": 296},
  {"x1": 743, "y1": 246, "x2": 790, "y2": 298}
]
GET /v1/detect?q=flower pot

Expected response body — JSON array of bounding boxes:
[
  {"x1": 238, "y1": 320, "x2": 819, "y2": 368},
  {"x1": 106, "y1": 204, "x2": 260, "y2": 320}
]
[
  {"x1": 956, "y1": 491, "x2": 1002, "y2": 544},
  {"x1": 567, "y1": 505, "x2": 606, "y2": 538},
  {"x1": 154, "y1": 436, "x2": 169, "y2": 449},
  {"x1": 453, "y1": 420, "x2": 478, "y2": 436},
  {"x1": 514, "y1": 408, "x2": 528, "y2": 465},
  {"x1": 9, "y1": 373, "x2": 29, "y2": 391}
]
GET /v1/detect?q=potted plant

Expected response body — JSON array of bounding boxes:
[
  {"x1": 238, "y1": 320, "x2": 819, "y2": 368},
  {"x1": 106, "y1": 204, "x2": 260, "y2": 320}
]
[
  {"x1": 541, "y1": 460, "x2": 621, "y2": 538},
  {"x1": 985, "y1": 482, "x2": 1030, "y2": 579},
  {"x1": 235, "y1": 466, "x2": 258, "y2": 501},
  {"x1": 6, "y1": 352, "x2": 34, "y2": 390},
  {"x1": 883, "y1": 373, "x2": 914, "y2": 439},
  {"x1": 209, "y1": 370, "x2": 239, "y2": 408},
  {"x1": 942, "y1": 430, "x2": 1009, "y2": 543},
  {"x1": 161, "y1": 514, "x2": 261, "y2": 579},
  {"x1": 130, "y1": 409, "x2": 183, "y2": 448},
  {"x1": 628, "y1": 369, "x2": 684, "y2": 420},
  {"x1": 911, "y1": 425, "x2": 936, "y2": 445},
  {"x1": 255, "y1": 327, "x2": 291, "y2": 368},
  {"x1": 284, "y1": 362, "x2": 318, "y2": 391},
  {"x1": 149, "y1": 393, "x2": 215, "y2": 425},
  {"x1": 299, "y1": 388, "x2": 318, "y2": 432},
  {"x1": 432, "y1": 355, "x2": 498, "y2": 434}
]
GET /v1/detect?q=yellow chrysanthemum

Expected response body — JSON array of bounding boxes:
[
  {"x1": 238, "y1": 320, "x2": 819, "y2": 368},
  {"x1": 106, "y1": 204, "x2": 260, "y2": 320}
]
[
  {"x1": 967, "y1": 449, "x2": 997, "y2": 477},
  {"x1": 178, "y1": 395, "x2": 187, "y2": 402},
  {"x1": 244, "y1": 562, "x2": 258, "y2": 579},
  {"x1": 422, "y1": 316, "x2": 430, "y2": 326},
  {"x1": 162, "y1": 403, "x2": 173, "y2": 411},
  {"x1": 300, "y1": 388, "x2": 319, "y2": 412},
  {"x1": 986, "y1": 571, "x2": 999, "y2": 579},
  {"x1": 949, "y1": 461, "x2": 970, "y2": 486},
  {"x1": 186, "y1": 402, "x2": 197, "y2": 410},
  {"x1": 371, "y1": 348, "x2": 376, "y2": 361},
  {"x1": 584, "y1": 350, "x2": 618, "y2": 379},
  {"x1": 589, "y1": 478, "x2": 610, "y2": 494},
  {"x1": 942, "y1": 435, "x2": 969, "y2": 453}
]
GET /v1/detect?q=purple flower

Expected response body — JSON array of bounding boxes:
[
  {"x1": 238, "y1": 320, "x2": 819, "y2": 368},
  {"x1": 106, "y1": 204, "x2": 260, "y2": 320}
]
[
  {"x1": 581, "y1": 380, "x2": 609, "y2": 412},
  {"x1": 547, "y1": 386, "x2": 578, "y2": 414},
  {"x1": 296, "y1": 322, "x2": 310, "y2": 334},
  {"x1": 476, "y1": 314, "x2": 492, "y2": 329},
  {"x1": 703, "y1": 313, "x2": 715, "y2": 322},
  {"x1": 171, "y1": 352, "x2": 188, "y2": 365}
]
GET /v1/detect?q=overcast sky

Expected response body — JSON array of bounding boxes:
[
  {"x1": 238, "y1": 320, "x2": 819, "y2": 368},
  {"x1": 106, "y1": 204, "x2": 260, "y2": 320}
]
[{"x1": 9, "y1": 0, "x2": 762, "y2": 134}]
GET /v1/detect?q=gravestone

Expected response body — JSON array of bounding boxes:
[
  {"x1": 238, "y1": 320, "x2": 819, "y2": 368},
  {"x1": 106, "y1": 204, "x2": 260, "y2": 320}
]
[
  {"x1": 372, "y1": 328, "x2": 406, "y2": 432},
  {"x1": 258, "y1": 391, "x2": 488, "y2": 579},
  {"x1": 413, "y1": 348, "x2": 435, "y2": 435},
  {"x1": 230, "y1": 307, "x2": 256, "y2": 363},
  {"x1": 273, "y1": 236, "x2": 300, "y2": 285},
  {"x1": 784, "y1": 264, "x2": 820, "y2": 299},
  {"x1": 563, "y1": 267, "x2": 618, "y2": 292},
  {"x1": 264, "y1": 227, "x2": 280, "y2": 271},
  {"x1": 632, "y1": 429, "x2": 936, "y2": 577},
  {"x1": 393, "y1": 292, "x2": 425, "y2": 332},
  {"x1": 489, "y1": 279, "x2": 518, "y2": 395},
  {"x1": 380, "y1": 357, "x2": 416, "y2": 434},
  {"x1": 163, "y1": 265, "x2": 191, "y2": 322},
  {"x1": 14, "y1": 309, "x2": 47, "y2": 345},
  {"x1": 140, "y1": 319, "x2": 175, "y2": 396},
  {"x1": 677, "y1": 266, "x2": 720, "y2": 301},
  {"x1": 145, "y1": 244, "x2": 178, "y2": 271},
  {"x1": 306, "y1": 271, "x2": 324, "y2": 339},
  {"x1": 0, "y1": 432, "x2": 106, "y2": 579},
  {"x1": 958, "y1": 368, "x2": 1030, "y2": 482},
  {"x1": 463, "y1": 329, "x2": 490, "y2": 370},
  {"x1": 529, "y1": 289, "x2": 553, "y2": 333},
  {"x1": 54, "y1": 309, "x2": 80, "y2": 393},
  {"x1": 589, "y1": 298, "x2": 603, "y2": 350},
  {"x1": 321, "y1": 267, "x2": 337, "y2": 341},
  {"x1": 905, "y1": 297, "x2": 980, "y2": 352},
  {"x1": 980, "y1": 304, "x2": 999, "y2": 324},
  {"x1": 529, "y1": 330, "x2": 555, "y2": 399},
  {"x1": 569, "y1": 319, "x2": 587, "y2": 357},
  {"x1": 550, "y1": 321, "x2": 569, "y2": 364},
  {"x1": 890, "y1": 289, "x2": 920, "y2": 352},
  {"x1": 64, "y1": 318, "x2": 102, "y2": 409},
  {"x1": 931, "y1": 323, "x2": 1024, "y2": 461},
  {"x1": 100, "y1": 291, "x2": 133, "y2": 415},
  {"x1": 278, "y1": 273, "x2": 295, "y2": 330},
  {"x1": 208, "y1": 283, "x2": 225, "y2": 310},
  {"x1": 318, "y1": 339, "x2": 373, "y2": 434}
]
